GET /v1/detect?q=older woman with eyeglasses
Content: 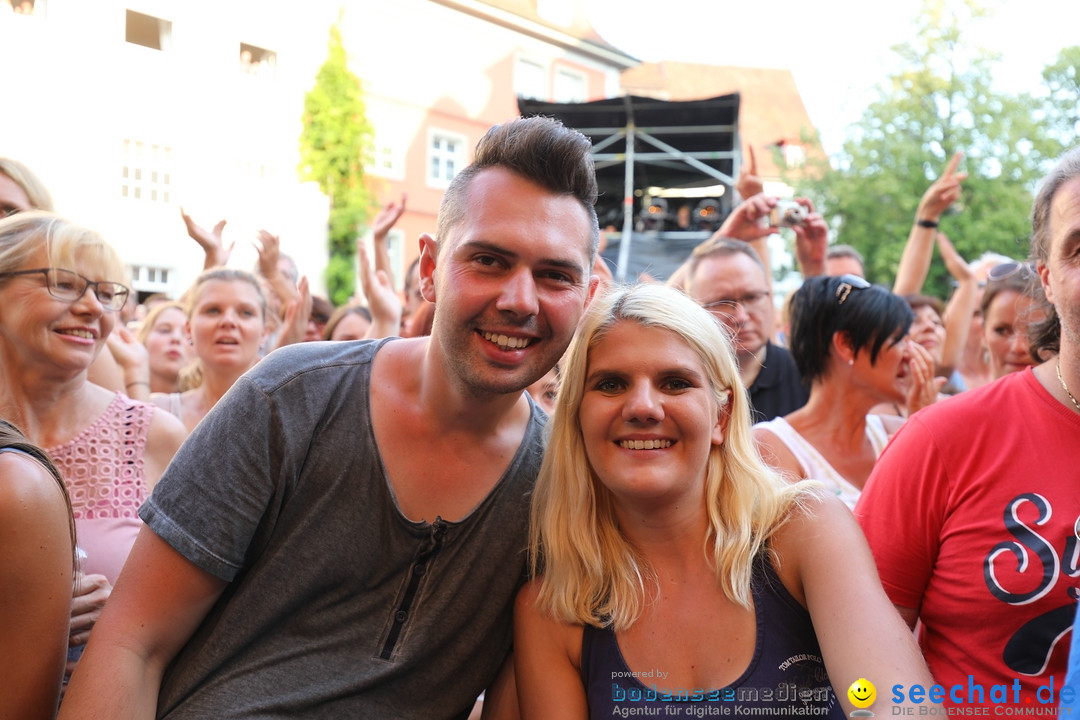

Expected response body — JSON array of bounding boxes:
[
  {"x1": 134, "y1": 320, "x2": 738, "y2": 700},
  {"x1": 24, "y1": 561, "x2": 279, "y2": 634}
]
[
  {"x1": 753, "y1": 275, "x2": 936, "y2": 508},
  {"x1": 0, "y1": 211, "x2": 186, "y2": 676}
]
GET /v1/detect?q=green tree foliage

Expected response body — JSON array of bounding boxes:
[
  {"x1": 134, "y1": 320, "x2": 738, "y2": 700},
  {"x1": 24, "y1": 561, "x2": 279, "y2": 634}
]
[
  {"x1": 1041, "y1": 46, "x2": 1080, "y2": 145},
  {"x1": 796, "y1": 0, "x2": 1074, "y2": 299},
  {"x1": 298, "y1": 19, "x2": 373, "y2": 306}
]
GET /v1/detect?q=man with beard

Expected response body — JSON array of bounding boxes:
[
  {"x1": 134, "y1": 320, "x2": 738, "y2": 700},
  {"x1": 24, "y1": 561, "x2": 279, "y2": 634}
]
[
  {"x1": 61, "y1": 117, "x2": 600, "y2": 720},
  {"x1": 855, "y1": 147, "x2": 1080, "y2": 706}
]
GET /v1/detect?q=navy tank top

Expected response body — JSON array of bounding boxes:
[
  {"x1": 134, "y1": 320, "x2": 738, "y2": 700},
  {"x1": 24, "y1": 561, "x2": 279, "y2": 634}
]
[{"x1": 581, "y1": 554, "x2": 844, "y2": 719}]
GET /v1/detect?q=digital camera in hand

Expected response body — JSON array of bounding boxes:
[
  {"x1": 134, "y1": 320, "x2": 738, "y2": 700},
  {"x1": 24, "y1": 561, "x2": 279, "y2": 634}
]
[{"x1": 767, "y1": 201, "x2": 808, "y2": 228}]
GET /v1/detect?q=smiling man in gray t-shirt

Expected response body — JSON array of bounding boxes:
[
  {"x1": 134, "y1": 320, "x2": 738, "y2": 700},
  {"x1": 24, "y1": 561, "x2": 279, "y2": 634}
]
[{"x1": 60, "y1": 116, "x2": 600, "y2": 720}]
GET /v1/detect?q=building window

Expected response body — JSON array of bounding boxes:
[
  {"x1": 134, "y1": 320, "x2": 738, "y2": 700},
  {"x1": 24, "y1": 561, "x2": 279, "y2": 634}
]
[
  {"x1": 126, "y1": 9, "x2": 171, "y2": 51},
  {"x1": 553, "y1": 67, "x2": 587, "y2": 103},
  {"x1": 239, "y1": 43, "x2": 276, "y2": 78},
  {"x1": 235, "y1": 158, "x2": 274, "y2": 181},
  {"x1": 428, "y1": 130, "x2": 466, "y2": 187},
  {"x1": 514, "y1": 57, "x2": 547, "y2": 100},
  {"x1": 121, "y1": 139, "x2": 172, "y2": 203},
  {"x1": 129, "y1": 264, "x2": 172, "y2": 297},
  {"x1": 371, "y1": 134, "x2": 405, "y2": 180}
]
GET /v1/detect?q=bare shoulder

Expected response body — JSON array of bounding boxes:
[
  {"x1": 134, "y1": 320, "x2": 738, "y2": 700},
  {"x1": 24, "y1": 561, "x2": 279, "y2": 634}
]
[
  {"x1": 514, "y1": 577, "x2": 589, "y2": 718},
  {"x1": 753, "y1": 426, "x2": 805, "y2": 480},
  {"x1": 147, "y1": 406, "x2": 187, "y2": 453},
  {"x1": 875, "y1": 413, "x2": 907, "y2": 438},
  {"x1": 0, "y1": 451, "x2": 71, "y2": 558},
  {"x1": 769, "y1": 492, "x2": 859, "y2": 605},
  {"x1": 370, "y1": 338, "x2": 427, "y2": 406},
  {"x1": 869, "y1": 402, "x2": 901, "y2": 418},
  {"x1": 148, "y1": 391, "x2": 173, "y2": 414},
  {"x1": 515, "y1": 578, "x2": 552, "y2": 625},
  {"x1": 514, "y1": 578, "x2": 583, "y2": 661},
  {"x1": 143, "y1": 407, "x2": 188, "y2": 490},
  {"x1": 0, "y1": 451, "x2": 66, "y2": 508}
]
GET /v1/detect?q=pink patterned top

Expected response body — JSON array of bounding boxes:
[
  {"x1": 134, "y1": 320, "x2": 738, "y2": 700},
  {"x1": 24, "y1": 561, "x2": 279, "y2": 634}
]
[{"x1": 48, "y1": 392, "x2": 154, "y2": 584}]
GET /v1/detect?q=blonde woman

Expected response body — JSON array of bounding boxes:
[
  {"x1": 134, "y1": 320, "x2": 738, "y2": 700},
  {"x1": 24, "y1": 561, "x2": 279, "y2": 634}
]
[
  {"x1": 0, "y1": 212, "x2": 186, "y2": 673},
  {"x1": 136, "y1": 301, "x2": 191, "y2": 395},
  {"x1": 515, "y1": 283, "x2": 931, "y2": 718},
  {"x1": 151, "y1": 268, "x2": 269, "y2": 433}
]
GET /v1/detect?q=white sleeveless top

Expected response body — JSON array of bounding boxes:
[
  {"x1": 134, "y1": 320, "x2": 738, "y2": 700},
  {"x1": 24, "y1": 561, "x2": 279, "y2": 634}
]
[{"x1": 753, "y1": 415, "x2": 890, "y2": 509}]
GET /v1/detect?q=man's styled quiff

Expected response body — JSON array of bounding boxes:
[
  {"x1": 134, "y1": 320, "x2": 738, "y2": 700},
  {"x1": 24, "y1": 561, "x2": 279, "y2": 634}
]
[{"x1": 435, "y1": 116, "x2": 600, "y2": 258}]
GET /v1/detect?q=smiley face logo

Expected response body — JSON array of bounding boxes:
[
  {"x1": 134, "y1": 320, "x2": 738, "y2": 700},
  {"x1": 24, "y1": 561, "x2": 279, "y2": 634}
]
[{"x1": 848, "y1": 678, "x2": 876, "y2": 709}]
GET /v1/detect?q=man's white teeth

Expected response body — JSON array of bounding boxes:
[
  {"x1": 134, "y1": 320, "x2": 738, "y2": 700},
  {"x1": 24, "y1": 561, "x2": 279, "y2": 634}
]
[
  {"x1": 59, "y1": 329, "x2": 93, "y2": 339},
  {"x1": 619, "y1": 439, "x2": 671, "y2": 450},
  {"x1": 483, "y1": 332, "x2": 531, "y2": 350}
]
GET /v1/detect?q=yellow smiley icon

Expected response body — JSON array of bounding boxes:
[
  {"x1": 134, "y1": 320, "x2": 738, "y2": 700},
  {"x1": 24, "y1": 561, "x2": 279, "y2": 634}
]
[{"x1": 847, "y1": 678, "x2": 876, "y2": 709}]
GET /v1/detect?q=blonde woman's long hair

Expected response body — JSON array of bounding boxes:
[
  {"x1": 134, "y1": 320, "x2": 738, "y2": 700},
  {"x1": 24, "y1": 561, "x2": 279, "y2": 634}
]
[{"x1": 529, "y1": 283, "x2": 816, "y2": 630}]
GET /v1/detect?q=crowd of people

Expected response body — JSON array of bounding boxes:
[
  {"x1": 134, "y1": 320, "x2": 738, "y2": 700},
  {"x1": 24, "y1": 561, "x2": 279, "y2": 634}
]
[{"x1": 0, "y1": 117, "x2": 1077, "y2": 720}]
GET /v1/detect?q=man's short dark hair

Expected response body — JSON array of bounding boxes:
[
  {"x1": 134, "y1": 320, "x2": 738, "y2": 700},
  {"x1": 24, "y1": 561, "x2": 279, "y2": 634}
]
[
  {"x1": 825, "y1": 244, "x2": 865, "y2": 273},
  {"x1": 435, "y1": 116, "x2": 600, "y2": 258},
  {"x1": 685, "y1": 237, "x2": 767, "y2": 294}
]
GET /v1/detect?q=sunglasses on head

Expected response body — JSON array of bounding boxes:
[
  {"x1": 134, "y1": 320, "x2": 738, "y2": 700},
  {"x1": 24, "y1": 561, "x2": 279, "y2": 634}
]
[
  {"x1": 986, "y1": 261, "x2": 1035, "y2": 283},
  {"x1": 835, "y1": 274, "x2": 870, "y2": 306}
]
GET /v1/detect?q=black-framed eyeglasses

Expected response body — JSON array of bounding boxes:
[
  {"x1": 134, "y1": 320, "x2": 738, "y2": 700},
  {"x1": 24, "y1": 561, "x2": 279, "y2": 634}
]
[
  {"x1": 701, "y1": 290, "x2": 770, "y2": 313},
  {"x1": 835, "y1": 274, "x2": 870, "y2": 306},
  {"x1": 0, "y1": 268, "x2": 130, "y2": 311}
]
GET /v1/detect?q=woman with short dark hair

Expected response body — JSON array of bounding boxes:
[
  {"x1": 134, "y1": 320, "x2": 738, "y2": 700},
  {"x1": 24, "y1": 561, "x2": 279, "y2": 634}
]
[{"x1": 754, "y1": 275, "x2": 934, "y2": 507}]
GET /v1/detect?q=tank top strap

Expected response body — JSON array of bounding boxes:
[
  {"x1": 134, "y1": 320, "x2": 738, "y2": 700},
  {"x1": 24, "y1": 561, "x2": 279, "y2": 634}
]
[{"x1": 865, "y1": 414, "x2": 890, "y2": 457}]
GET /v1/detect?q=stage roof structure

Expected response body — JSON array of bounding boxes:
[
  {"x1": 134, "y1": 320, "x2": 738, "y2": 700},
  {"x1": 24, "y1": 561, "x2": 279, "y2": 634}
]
[{"x1": 518, "y1": 93, "x2": 741, "y2": 281}]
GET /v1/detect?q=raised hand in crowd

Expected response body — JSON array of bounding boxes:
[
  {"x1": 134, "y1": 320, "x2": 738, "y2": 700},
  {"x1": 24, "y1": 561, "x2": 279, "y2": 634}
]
[
  {"x1": 180, "y1": 207, "x2": 232, "y2": 270},
  {"x1": 735, "y1": 144, "x2": 764, "y2": 200},
  {"x1": 271, "y1": 275, "x2": 312, "y2": 351},
  {"x1": 666, "y1": 193, "x2": 782, "y2": 291},
  {"x1": 791, "y1": 197, "x2": 828, "y2": 278},
  {"x1": 894, "y1": 152, "x2": 967, "y2": 295},
  {"x1": 918, "y1": 151, "x2": 967, "y2": 222},
  {"x1": 255, "y1": 228, "x2": 301, "y2": 309},
  {"x1": 904, "y1": 340, "x2": 947, "y2": 415},
  {"x1": 715, "y1": 192, "x2": 782, "y2": 242},
  {"x1": 370, "y1": 192, "x2": 407, "y2": 289},
  {"x1": 936, "y1": 232, "x2": 977, "y2": 377},
  {"x1": 105, "y1": 325, "x2": 152, "y2": 401},
  {"x1": 357, "y1": 242, "x2": 402, "y2": 338}
]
